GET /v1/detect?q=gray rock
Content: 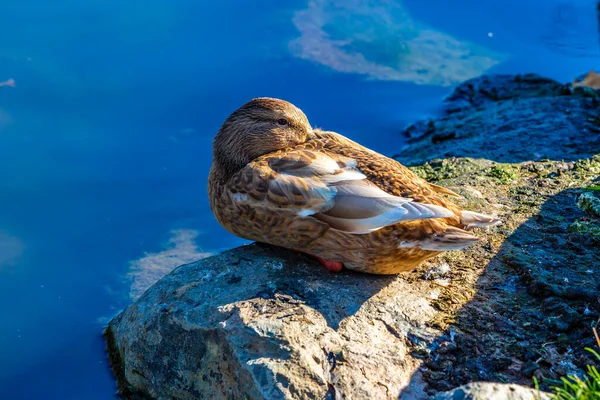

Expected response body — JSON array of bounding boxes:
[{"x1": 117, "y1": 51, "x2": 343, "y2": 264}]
[
  {"x1": 397, "y1": 73, "x2": 600, "y2": 165},
  {"x1": 520, "y1": 361, "x2": 540, "y2": 378},
  {"x1": 436, "y1": 382, "x2": 551, "y2": 400},
  {"x1": 106, "y1": 244, "x2": 438, "y2": 399}
]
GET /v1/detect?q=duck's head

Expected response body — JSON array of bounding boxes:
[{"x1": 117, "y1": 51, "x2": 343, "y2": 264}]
[{"x1": 213, "y1": 97, "x2": 313, "y2": 176}]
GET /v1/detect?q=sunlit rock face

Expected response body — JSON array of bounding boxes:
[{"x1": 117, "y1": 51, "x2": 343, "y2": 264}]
[
  {"x1": 435, "y1": 382, "x2": 551, "y2": 400},
  {"x1": 289, "y1": 0, "x2": 504, "y2": 86},
  {"x1": 107, "y1": 244, "x2": 436, "y2": 399}
]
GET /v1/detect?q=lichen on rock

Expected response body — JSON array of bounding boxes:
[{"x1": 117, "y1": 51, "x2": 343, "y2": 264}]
[
  {"x1": 487, "y1": 164, "x2": 519, "y2": 184},
  {"x1": 577, "y1": 192, "x2": 600, "y2": 218},
  {"x1": 568, "y1": 220, "x2": 600, "y2": 241}
]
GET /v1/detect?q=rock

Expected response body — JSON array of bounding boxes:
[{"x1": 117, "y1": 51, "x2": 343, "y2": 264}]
[
  {"x1": 520, "y1": 361, "x2": 540, "y2": 378},
  {"x1": 397, "y1": 73, "x2": 600, "y2": 165},
  {"x1": 435, "y1": 382, "x2": 551, "y2": 400},
  {"x1": 106, "y1": 73, "x2": 600, "y2": 399},
  {"x1": 400, "y1": 76, "x2": 600, "y2": 394},
  {"x1": 541, "y1": 297, "x2": 581, "y2": 333},
  {"x1": 577, "y1": 192, "x2": 600, "y2": 217},
  {"x1": 106, "y1": 244, "x2": 438, "y2": 399}
]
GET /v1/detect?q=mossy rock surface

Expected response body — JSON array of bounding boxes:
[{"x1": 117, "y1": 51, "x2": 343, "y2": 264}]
[
  {"x1": 404, "y1": 155, "x2": 599, "y2": 393},
  {"x1": 398, "y1": 74, "x2": 600, "y2": 394}
]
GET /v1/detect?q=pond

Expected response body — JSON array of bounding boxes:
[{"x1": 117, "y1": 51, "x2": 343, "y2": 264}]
[{"x1": 0, "y1": 0, "x2": 598, "y2": 398}]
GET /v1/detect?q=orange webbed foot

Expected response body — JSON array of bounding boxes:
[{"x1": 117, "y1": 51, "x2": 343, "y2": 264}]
[
  {"x1": 314, "y1": 257, "x2": 343, "y2": 272},
  {"x1": 297, "y1": 250, "x2": 343, "y2": 272}
]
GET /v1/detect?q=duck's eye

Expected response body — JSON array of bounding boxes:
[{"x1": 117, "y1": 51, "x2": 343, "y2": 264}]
[{"x1": 277, "y1": 118, "x2": 288, "y2": 126}]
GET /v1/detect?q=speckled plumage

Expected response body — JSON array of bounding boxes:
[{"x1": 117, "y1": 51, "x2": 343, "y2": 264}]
[{"x1": 208, "y1": 98, "x2": 500, "y2": 274}]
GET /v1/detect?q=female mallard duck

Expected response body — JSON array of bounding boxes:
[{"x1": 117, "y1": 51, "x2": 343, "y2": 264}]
[{"x1": 208, "y1": 98, "x2": 500, "y2": 274}]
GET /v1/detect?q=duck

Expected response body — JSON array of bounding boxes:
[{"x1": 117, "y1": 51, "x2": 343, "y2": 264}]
[{"x1": 208, "y1": 98, "x2": 500, "y2": 274}]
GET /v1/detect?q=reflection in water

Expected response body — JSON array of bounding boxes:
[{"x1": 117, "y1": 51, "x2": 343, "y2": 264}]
[
  {"x1": 290, "y1": 0, "x2": 503, "y2": 86},
  {"x1": 0, "y1": 107, "x2": 12, "y2": 132},
  {"x1": 0, "y1": 78, "x2": 15, "y2": 88},
  {"x1": 128, "y1": 229, "x2": 211, "y2": 300},
  {"x1": 541, "y1": 1, "x2": 599, "y2": 58},
  {"x1": 0, "y1": 230, "x2": 24, "y2": 268},
  {"x1": 598, "y1": 1, "x2": 600, "y2": 50}
]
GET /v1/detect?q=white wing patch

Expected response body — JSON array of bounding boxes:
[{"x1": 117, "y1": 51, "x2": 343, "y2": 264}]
[
  {"x1": 281, "y1": 152, "x2": 456, "y2": 231},
  {"x1": 232, "y1": 148, "x2": 457, "y2": 233}
]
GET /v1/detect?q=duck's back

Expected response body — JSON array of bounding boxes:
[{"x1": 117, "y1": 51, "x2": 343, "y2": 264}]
[{"x1": 313, "y1": 129, "x2": 462, "y2": 223}]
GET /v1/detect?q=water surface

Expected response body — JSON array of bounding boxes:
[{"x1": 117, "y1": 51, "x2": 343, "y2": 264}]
[{"x1": 0, "y1": 0, "x2": 598, "y2": 398}]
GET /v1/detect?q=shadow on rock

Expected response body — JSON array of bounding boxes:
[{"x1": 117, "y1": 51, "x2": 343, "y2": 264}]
[
  {"x1": 394, "y1": 74, "x2": 600, "y2": 397},
  {"x1": 401, "y1": 184, "x2": 600, "y2": 398}
]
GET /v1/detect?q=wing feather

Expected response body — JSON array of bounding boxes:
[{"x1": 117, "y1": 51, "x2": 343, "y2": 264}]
[{"x1": 228, "y1": 144, "x2": 455, "y2": 233}]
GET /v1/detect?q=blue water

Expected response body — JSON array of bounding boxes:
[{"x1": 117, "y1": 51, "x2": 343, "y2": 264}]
[{"x1": 0, "y1": 0, "x2": 597, "y2": 398}]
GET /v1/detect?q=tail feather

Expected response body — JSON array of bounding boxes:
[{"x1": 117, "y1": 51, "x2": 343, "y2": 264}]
[
  {"x1": 399, "y1": 226, "x2": 480, "y2": 251},
  {"x1": 461, "y1": 210, "x2": 501, "y2": 231},
  {"x1": 428, "y1": 183, "x2": 462, "y2": 198}
]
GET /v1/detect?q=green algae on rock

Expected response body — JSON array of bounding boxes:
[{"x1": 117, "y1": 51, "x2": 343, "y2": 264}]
[
  {"x1": 577, "y1": 192, "x2": 600, "y2": 218},
  {"x1": 488, "y1": 164, "x2": 519, "y2": 184},
  {"x1": 568, "y1": 220, "x2": 600, "y2": 240}
]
